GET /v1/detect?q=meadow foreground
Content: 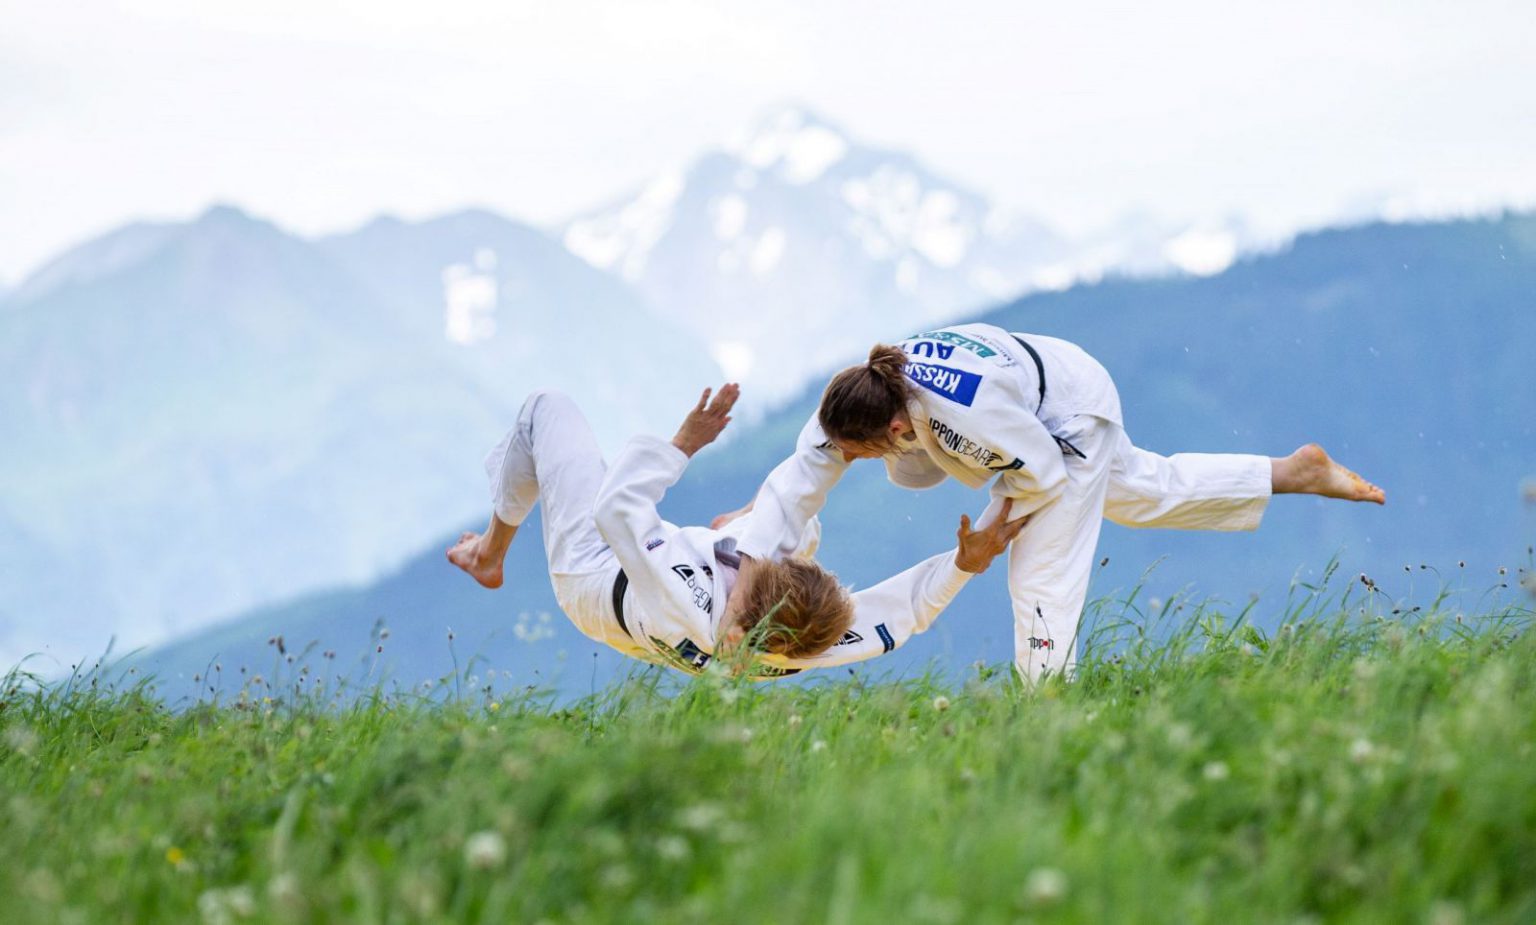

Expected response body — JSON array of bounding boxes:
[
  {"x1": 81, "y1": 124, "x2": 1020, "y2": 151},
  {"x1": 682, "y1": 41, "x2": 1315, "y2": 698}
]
[{"x1": 3, "y1": 599, "x2": 1534, "y2": 924}]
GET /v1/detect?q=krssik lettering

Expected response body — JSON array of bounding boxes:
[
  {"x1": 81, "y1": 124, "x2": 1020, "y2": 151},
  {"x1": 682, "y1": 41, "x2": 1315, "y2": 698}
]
[
  {"x1": 904, "y1": 361, "x2": 981, "y2": 406},
  {"x1": 929, "y1": 419, "x2": 1023, "y2": 471},
  {"x1": 670, "y1": 564, "x2": 712, "y2": 614}
]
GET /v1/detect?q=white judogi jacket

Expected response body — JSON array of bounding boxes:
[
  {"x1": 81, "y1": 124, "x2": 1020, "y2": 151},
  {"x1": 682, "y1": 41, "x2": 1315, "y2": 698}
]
[
  {"x1": 737, "y1": 323, "x2": 1125, "y2": 559},
  {"x1": 593, "y1": 435, "x2": 974, "y2": 678}
]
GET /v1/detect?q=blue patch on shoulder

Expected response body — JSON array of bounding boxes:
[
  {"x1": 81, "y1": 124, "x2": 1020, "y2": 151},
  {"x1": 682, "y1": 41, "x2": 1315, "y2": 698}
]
[
  {"x1": 905, "y1": 362, "x2": 981, "y2": 406},
  {"x1": 875, "y1": 623, "x2": 895, "y2": 653}
]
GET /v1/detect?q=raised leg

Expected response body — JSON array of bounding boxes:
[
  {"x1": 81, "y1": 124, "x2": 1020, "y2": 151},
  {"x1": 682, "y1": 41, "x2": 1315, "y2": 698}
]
[{"x1": 445, "y1": 390, "x2": 614, "y2": 588}]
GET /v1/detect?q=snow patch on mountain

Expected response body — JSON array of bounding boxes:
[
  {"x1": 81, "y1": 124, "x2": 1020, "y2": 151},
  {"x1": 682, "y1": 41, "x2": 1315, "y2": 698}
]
[
  {"x1": 732, "y1": 106, "x2": 849, "y2": 184},
  {"x1": 443, "y1": 248, "x2": 499, "y2": 344},
  {"x1": 1163, "y1": 227, "x2": 1237, "y2": 277},
  {"x1": 563, "y1": 171, "x2": 684, "y2": 281}
]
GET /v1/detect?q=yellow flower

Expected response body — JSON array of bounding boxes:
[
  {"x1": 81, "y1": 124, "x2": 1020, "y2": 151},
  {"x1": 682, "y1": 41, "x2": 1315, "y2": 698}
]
[{"x1": 165, "y1": 846, "x2": 186, "y2": 866}]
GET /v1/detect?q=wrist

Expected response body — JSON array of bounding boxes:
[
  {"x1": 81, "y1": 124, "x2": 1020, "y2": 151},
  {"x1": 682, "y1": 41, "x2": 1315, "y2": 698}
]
[{"x1": 671, "y1": 436, "x2": 698, "y2": 458}]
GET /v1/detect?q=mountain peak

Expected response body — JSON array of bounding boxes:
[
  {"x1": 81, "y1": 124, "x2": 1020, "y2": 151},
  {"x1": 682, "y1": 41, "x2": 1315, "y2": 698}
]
[{"x1": 728, "y1": 103, "x2": 850, "y2": 185}]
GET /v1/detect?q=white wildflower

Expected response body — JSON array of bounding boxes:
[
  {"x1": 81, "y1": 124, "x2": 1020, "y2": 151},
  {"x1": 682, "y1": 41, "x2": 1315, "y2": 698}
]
[
  {"x1": 656, "y1": 835, "x2": 690, "y2": 862},
  {"x1": 1202, "y1": 761, "x2": 1230, "y2": 782},
  {"x1": 1428, "y1": 900, "x2": 1465, "y2": 925},
  {"x1": 1024, "y1": 867, "x2": 1069, "y2": 906},
  {"x1": 787, "y1": 714, "x2": 803, "y2": 728},
  {"x1": 1349, "y1": 738, "x2": 1375, "y2": 764},
  {"x1": 677, "y1": 803, "x2": 725, "y2": 833},
  {"x1": 932, "y1": 696, "x2": 951, "y2": 712},
  {"x1": 811, "y1": 739, "x2": 828, "y2": 753},
  {"x1": 464, "y1": 831, "x2": 507, "y2": 870}
]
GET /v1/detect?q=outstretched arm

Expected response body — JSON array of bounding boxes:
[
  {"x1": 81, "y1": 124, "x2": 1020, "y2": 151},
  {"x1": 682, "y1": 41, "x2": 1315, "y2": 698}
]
[
  {"x1": 767, "y1": 502, "x2": 1028, "y2": 671},
  {"x1": 731, "y1": 413, "x2": 852, "y2": 560},
  {"x1": 593, "y1": 384, "x2": 741, "y2": 644}
]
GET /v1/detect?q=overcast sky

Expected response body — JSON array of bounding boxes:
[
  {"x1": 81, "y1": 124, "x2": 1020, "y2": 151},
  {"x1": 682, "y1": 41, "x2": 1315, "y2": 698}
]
[{"x1": 3, "y1": 0, "x2": 1534, "y2": 283}]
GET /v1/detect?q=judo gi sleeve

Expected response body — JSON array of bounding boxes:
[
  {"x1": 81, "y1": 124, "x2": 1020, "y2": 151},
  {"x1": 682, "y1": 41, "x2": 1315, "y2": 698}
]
[
  {"x1": 592, "y1": 436, "x2": 692, "y2": 637},
  {"x1": 735, "y1": 414, "x2": 850, "y2": 561},
  {"x1": 773, "y1": 550, "x2": 973, "y2": 670}
]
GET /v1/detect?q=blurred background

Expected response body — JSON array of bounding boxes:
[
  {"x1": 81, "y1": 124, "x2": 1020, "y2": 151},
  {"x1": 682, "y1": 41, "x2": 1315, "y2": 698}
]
[{"x1": 3, "y1": 0, "x2": 1532, "y2": 696}]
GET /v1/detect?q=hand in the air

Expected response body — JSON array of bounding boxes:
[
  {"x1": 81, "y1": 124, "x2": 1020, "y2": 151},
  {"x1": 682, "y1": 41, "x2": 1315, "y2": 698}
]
[
  {"x1": 955, "y1": 499, "x2": 1029, "y2": 574},
  {"x1": 672, "y1": 383, "x2": 740, "y2": 458}
]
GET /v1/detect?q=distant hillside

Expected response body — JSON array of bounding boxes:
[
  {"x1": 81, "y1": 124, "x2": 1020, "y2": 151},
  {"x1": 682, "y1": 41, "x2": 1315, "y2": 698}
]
[
  {"x1": 134, "y1": 213, "x2": 1536, "y2": 699},
  {"x1": 0, "y1": 205, "x2": 719, "y2": 669}
]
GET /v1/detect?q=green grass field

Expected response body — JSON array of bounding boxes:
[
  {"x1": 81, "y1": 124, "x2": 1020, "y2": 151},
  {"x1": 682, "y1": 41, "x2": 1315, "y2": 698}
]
[{"x1": 5, "y1": 587, "x2": 1535, "y2": 924}]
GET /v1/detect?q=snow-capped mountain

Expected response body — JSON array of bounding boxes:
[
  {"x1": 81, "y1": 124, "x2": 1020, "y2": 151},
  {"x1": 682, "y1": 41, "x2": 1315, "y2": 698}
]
[
  {"x1": 0, "y1": 205, "x2": 718, "y2": 670},
  {"x1": 561, "y1": 107, "x2": 1071, "y2": 399}
]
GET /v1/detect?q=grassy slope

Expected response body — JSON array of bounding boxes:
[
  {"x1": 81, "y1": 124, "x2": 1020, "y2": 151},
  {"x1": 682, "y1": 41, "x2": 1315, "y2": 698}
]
[{"x1": 4, "y1": 598, "x2": 1535, "y2": 924}]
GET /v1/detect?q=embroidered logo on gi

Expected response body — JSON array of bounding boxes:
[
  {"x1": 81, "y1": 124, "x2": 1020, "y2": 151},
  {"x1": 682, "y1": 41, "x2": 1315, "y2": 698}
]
[
  {"x1": 670, "y1": 564, "x2": 713, "y2": 614},
  {"x1": 1028, "y1": 636, "x2": 1054, "y2": 650},
  {"x1": 834, "y1": 629, "x2": 864, "y2": 647},
  {"x1": 930, "y1": 419, "x2": 1008, "y2": 468},
  {"x1": 644, "y1": 538, "x2": 666, "y2": 552},
  {"x1": 908, "y1": 329, "x2": 998, "y2": 358},
  {"x1": 905, "y1": 362, "x2": 981, "y2": 406},
  {"x1": 875, "y1": 623, "x2": 895, "y2": 653}
]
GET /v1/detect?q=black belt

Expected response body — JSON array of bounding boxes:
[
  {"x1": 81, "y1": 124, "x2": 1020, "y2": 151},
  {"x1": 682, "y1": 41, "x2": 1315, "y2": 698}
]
[
  {"x1": 1011, "y1": 334, "x2": 1047, "y2": 413},
  {"x1": 611, "y1": 569, "x2": 632, "y2": 638}
]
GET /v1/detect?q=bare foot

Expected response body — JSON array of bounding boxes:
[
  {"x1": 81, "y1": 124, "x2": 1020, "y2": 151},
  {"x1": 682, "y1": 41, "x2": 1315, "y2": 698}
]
[
  {"x1": 446, "y1": 530, "x2": 505, "y2": 588},
  {"x1": 1274, "y1": 444, "x2": 1386, "y2": 504}
]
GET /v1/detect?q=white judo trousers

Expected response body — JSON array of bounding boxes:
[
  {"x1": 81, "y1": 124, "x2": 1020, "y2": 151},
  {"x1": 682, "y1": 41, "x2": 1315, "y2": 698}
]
[
  {"x1": 978, "y1": 415, "x2": 1271, "y2": 682},
  {"x1": 483, "y1": 390, "x2": 637, "y2": 655}
]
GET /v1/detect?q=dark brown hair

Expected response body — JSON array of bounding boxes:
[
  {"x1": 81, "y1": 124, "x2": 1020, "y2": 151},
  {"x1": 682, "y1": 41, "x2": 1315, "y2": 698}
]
[
  {"x1": 732, "y1": 559, "x2": 853, "y2": 658},
  {"x1": 817, "y1": 343, "x2": 912, "y2": 449}
]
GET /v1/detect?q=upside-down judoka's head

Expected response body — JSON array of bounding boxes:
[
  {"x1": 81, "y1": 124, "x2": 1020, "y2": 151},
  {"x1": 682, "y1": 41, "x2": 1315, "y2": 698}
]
[
  {"x1": 719, "y1": 557, "x2": 853, "y2": 659},
  {"x1": 819, "y1": 344, "x2": 915, "y2": 460}
]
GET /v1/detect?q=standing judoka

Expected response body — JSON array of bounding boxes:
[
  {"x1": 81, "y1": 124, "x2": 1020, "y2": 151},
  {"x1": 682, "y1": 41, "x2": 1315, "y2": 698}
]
[
  {"x1": 716, "y1": 322, "x2": 1385, "y2": 683},
  {"x1": 446, "y1": 385, "x2": 1025, "y2": 678}
]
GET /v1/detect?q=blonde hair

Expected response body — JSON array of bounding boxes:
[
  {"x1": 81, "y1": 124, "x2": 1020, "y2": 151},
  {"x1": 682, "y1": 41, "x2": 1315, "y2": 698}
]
[{"x1": 731, "y1": 559, "x2": 853, "y2": 658}]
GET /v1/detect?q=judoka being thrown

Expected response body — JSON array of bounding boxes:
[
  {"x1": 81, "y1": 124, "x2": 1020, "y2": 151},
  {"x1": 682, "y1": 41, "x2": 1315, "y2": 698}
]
[{"x1": 446, "y1": 385, "x2": 1024, "y2": 677}]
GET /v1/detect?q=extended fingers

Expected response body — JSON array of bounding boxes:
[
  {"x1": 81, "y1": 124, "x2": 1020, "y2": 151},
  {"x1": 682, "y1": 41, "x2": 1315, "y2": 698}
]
[{"x1": 708, "y1": 382, "x2": 741, "y2": 415}]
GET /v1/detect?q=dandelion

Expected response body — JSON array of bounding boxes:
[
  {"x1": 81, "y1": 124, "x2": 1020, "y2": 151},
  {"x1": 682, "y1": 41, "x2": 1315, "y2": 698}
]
[
  {"x1": 1202, "y1": 761, "x2": 1230, "y2": 782},
  {"x1": 1349, "y1": 738, "x2": 1374, "y2": 764},
  {"x1": 166, "y1": 846, "x2": 187, "y2": 867},
  {"x1": 1024, "y1": 867, "x2": 1069, "y2": 906},
  {"x1": 932, "y1": 695, "x2": 951, "y2": 712},
  {"x1": 464, "y1": 831, "x2": 507, "y2": 870},
  {"x1": 488, "y1": 702, "x2": 501, "y2": 712},
  {"x1": 1428, "y1": 900, "x2": 1465, "y2": 925},
  {"x1": 787, "y1": 714, "x2": 803, "y2": 728},
  {"x1": 810, "y1": 739, "x2": 828, "y2": 753}
]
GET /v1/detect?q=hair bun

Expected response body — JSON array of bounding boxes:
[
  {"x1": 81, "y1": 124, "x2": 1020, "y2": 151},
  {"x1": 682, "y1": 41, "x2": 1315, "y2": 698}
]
[{"x1": 866, "y1": 343, "x2": 907, "y2": 386}]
